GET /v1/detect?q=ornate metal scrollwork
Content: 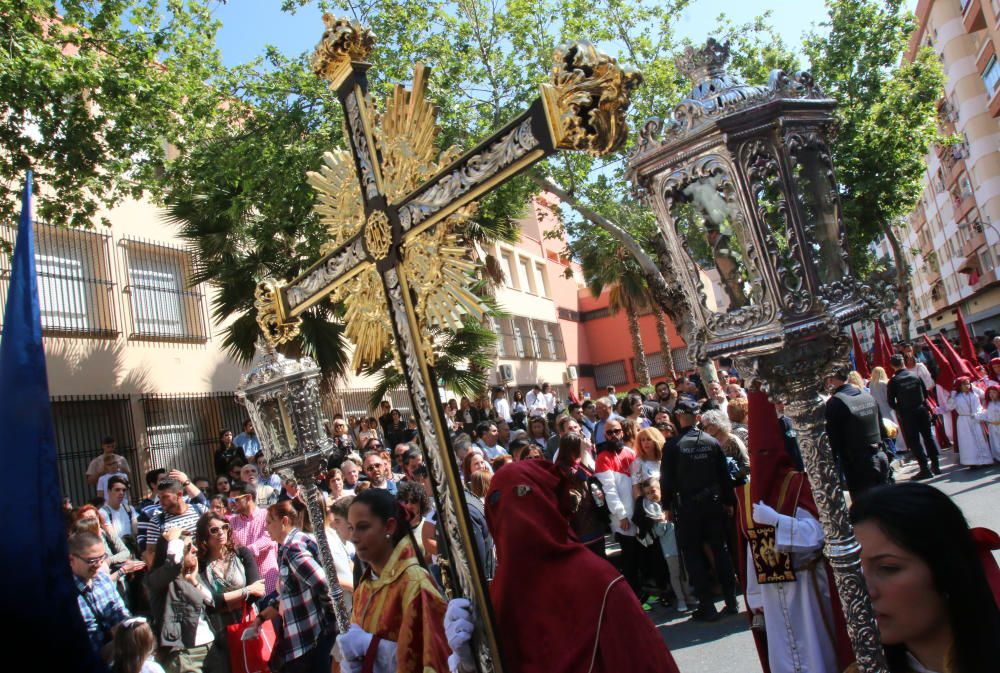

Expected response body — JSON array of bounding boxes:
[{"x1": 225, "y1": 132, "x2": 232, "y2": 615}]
[
  {"x1": 311, "y1": 15, "x2": 375, "y2": 88},
  {"x1": 740, "y1": 140, "x2": 812, "y2": 315},
  {"x1": 254, "y1": 279, "x2": 302, "y2": 347},
  {"x1": 660, "y1": 154, "x2": 774, "y2": 337},
  {"x1": 540, "y1": 41, "x2": 643, "y2": 156}
]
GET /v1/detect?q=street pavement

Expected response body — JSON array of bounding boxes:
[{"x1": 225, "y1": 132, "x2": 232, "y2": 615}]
[{"x1": 653, "y1": 449, "x2": 1000, "y2": 672}]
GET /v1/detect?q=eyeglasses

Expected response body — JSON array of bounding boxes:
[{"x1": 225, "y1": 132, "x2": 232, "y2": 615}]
[
  {"x1": 365, "y1": 464, "x2": 383, "y2": 472},
  {"x1": 606, "y1": 428, "x2": 623, "y2": 436},
  {"x1": 209, "y1": 524, "x2": 231, "y2": 535},
  {"x1": 74, "y1": 553, "x2": 107, "y2": 567}
]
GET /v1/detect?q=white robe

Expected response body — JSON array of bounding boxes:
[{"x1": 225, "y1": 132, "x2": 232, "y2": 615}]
[
  {"x1": 975, "y1": 400, "x2": 1000, "y2": 462},
  {"x1": 745, "y1": 509, "x2": 838, "y2": 673},
  {"x1": 946, "y1": 391, "x2": 993, "y2": 465}
]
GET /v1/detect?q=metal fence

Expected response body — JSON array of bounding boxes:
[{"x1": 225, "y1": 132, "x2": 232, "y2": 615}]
[
  {"x1": 326, "y1": 387, "x2": 411, "y2": 420},
  {"x1": 140, "y1": 393, "x2": 248, "y2": 481},
  {"x1": 51, "y1": 395, "x2": 138, "y2": 506}
]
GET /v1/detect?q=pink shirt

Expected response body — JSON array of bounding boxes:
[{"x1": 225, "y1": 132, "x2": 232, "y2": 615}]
[{"x1": 229, "y1": 507, "x2": 279, "y2": 593}]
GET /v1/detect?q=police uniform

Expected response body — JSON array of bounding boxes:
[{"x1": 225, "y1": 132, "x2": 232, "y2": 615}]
[
  {"x1": 661, "y1": 420, "x2": 738, "y2": 616},
  {"x1": 824, "y1": 383, "x2": 890, "y2": 496},
  {"x1": 887, "y1": 368, "x2": 940, "y2": 476}
]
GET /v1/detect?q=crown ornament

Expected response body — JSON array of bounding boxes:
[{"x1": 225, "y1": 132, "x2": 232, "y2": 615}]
[{"x1": 675, "y1": 38, "x2": 731, "y2": 85}]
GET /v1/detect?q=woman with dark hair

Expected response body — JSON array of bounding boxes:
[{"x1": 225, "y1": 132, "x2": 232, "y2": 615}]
[
  {"x1": 333, "y1": 489, "x2": 450, "y2": 673},
  {"x1": 510, "y1": 389, "x2": 528, "y2": 430},
  {"x1": 208, "y1": 494, "x2": 229, "y2": 519},
  {"x1": 195, "y1": 512, "x2": 264, "y2": 673},
  {"x1": 213, "y1": 429, "x2": 243, "y2": 478},
  {"x1": 851, "y1": 483, "x2": 1000, "y2": 673},
  {"x1": 554, "y1": 433, "x2": 609, "y2": 558},
  {"x1": 384, "y1": 409, "x2": 410, "y2": 449},
  {"x1": 624, "y1": 395, "x2": 651, "y2": 429}
]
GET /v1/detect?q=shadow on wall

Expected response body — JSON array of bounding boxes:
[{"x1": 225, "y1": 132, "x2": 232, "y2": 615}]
[
  {"x1": 45, "y1": 338, "x2": 151, "y2": 395},
  {"x1": 207, "y1": 354, "x2": 244, "y2": 392}
]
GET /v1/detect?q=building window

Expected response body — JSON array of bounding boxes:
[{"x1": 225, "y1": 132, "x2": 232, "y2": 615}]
[
  {"x1": 499, "y1": 252, "x2": 516, "y2": 288},
  {"x1": 0, "y1": 222, "x2": 116, "y2": 337},
  {"x1": 123, "y1": 239, "x2": 208, "y2": 341},
  {"x1": 517, "y1": 257, "x2": 535, "y2": 294},
  {"x1": 594, "y1": 360, "x2": 628, "y2": 388},
  {"x1": 513, "y1": 316, "x2": 535, "y2": 358},
  {"x1": 984, "y1": 55, "x2": 1000, "y2": 95},
  {"x1": 534, "y1": 263, "x2": 550, "y2": 298},
  {"x1": 981, "y1": 247, "x2": 995, "y2": 272},
  {"x1": 497, "y1": 318, "x2": 517, "y2": 358}
]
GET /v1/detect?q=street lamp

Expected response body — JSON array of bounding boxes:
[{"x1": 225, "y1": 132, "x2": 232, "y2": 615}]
[
  {"x1": 627, "y1": 39, "x2": 890, "y2": 672},
  {"x1": 236, "y1": 305, "x2": 350, "y2": 632}
]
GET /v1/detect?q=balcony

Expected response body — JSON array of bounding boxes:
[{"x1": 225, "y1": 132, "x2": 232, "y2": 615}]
[
  {"x1": 964, "y1": 0, "x2": 988, "y2": 33},
  {"x1": 961, "y1": 227, "x2": 987, "y2": 258}
]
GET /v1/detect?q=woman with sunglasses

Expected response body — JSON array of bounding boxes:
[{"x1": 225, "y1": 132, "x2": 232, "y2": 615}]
[{"x1": 195, "y1": 512, "x2": 264, "y2": 673}]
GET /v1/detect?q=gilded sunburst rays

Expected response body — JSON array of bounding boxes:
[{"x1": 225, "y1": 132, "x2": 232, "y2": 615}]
[{"x1": 308, "y1": 67, "x2": 486, "y2": 372}]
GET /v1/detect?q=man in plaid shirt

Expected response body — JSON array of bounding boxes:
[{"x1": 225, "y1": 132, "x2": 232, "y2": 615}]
[
  {"x1": 70, "y1": 531, "x2": 130, "y2": 661},
  {"x1": 255, "y1": 503, "x2": 336, "y2": 672}
]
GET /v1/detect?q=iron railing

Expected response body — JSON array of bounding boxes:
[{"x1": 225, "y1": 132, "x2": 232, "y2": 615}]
[
  {"x1": 51, "y1": 394, "x2": 138, "y2": 507},
  {"x1": 0, "y1": 222, "x2": 117, "y2": 338},
  {"x1": 120, "y1": 237, "x2": 209, "y2": 343}
]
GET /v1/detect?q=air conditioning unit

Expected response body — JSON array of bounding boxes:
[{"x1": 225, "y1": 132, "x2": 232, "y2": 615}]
[
  {"x1": 974, "y1": 221, "x2": 984, "y2": 233},
  {"x1": 566, "y1": 365, "x2": 578, "y2": 381},
  {"x1": 499, "y1": 364, "x2": 514, "y2": 382}
]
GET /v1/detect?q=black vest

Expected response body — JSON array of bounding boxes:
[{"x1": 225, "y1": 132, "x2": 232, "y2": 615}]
[
  {"x1": 892, "y1": 370, "x2": 926, "y2": 411},
  {"x1": 833, "y1": 389, "x2": 882, "y2": 447},
  {"x1": 675, "y1": 427, "x2": 723, "y2": 497}
]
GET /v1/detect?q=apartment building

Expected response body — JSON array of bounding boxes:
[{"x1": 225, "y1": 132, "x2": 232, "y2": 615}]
[{"x1": 901, "y1": 0, "x2": 1000, "y2": 336}]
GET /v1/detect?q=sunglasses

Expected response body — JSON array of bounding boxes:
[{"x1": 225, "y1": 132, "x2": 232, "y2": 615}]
[
  {"x1": 365, "y1": 464, "x2": 383, "y2": 471},
  {"x1": 74, "y1": 553, "x2": 107, "y2": 567},
  {"x1": 209, "y1": 524, "x2": 230, "y2": 535},
  {"x1": 606, "y1": 428, "x2": 623, "y2": 436}
]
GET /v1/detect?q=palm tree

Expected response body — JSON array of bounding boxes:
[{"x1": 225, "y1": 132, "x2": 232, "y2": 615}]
[
  {"x1": 652, "y1": 300, "x2": 677, "y2": 380},
  {"x1": 575, "y1": 229, "x2": 653, "y2": 388}
]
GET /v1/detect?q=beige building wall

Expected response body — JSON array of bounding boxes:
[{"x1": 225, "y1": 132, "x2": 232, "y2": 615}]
[{"x1": 903, "y1": 0, "x2": 1000, "y2": 335}]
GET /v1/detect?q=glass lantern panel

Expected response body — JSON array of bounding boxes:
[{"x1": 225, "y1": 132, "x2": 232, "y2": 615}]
[
  {"x1": 754, "y1": 179, "x2": 799, "y2": 286},
  {"x1": 792, "y1": 146, "x2": 847, "y2": 286},
  {"x1": 254, "y1": 397, "x2": 296, "y2": 462},
  {"x1": 672, "y1": 173, "x2": 756, "y2": 313}
]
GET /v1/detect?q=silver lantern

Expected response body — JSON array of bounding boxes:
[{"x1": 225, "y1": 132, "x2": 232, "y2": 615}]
[
  {"x1": 627, "y1": 39, "x2": 890, "y2": 673},
  {"x1": 236, "y1": 346, "x2": 350, "y2": 632}
]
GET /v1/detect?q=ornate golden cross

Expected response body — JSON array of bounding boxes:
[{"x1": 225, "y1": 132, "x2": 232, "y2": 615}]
[{"x1": 254, "y1": 15, "x2": 640, "y2": 672}]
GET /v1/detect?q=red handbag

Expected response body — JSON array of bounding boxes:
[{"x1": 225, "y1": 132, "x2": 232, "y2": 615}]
[{"x1": 227, "y1": 604, "x2": 276, "y2": 673}]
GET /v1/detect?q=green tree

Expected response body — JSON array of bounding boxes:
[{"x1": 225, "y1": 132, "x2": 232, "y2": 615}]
[
  {"x1": 804, "y1": 0, "x2": 945, "y2": 337},
  {"x1": 0, "y1": 0, "x2": 226, "y2": 231}
]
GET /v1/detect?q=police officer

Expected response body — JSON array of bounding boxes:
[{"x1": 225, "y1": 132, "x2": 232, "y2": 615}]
[
  {"x1": 661, "y1": 400, "x2": 739, "y2": 621},
  {"x1": 824, "y1": 366, "x2": 890, "y2": 496},
  {"x1": 887, "y1": 353, "x2": 941, "y2": 479}
]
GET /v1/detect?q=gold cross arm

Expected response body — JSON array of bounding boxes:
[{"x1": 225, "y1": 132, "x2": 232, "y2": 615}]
[{"x1": 252, "y1": 16, "x2": 641, "y2": 673}]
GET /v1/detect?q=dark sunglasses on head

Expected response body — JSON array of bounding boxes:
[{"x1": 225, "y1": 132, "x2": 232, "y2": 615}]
[{"x1": 209, "y1": 524, "x2": 230, "y2": 535}]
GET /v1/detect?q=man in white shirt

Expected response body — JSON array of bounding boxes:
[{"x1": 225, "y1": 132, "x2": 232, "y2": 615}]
[
  {"x1": 100, "y1": 475, "x2": 137, "y2": 539},
  {"x1": 525, "y1": 384, "x2": 547, "y2": 417},
  {"x1": 539, "y1": 382, "x2": 556, "y2": 416},
  {"x1": 492, "y1": 387, "x2": 513, "y2": 424}
]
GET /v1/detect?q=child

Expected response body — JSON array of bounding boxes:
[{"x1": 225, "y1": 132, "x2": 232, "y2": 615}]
[
  {"x1": 976, "y1": 385, "x2": 1000, "y2": 463},
  {"x1": 111, "y1": 617, "x2": 164, "y2": 673},
  {"x1": 633, "y1": 476, "x2": 695, "y2": 612}
]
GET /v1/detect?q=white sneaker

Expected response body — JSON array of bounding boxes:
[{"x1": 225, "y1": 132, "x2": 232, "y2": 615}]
[{"x1": 675, "y1": 601, "x2": 688, "y2": 612}]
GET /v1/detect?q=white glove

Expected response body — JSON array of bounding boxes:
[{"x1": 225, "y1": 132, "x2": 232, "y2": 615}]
[
  {"x1": 334, "y1": 624, "x2": 373, "y2": 664},
  {"x1": 444, "y1": 598, "x2": 475, "y2": 671},
  {"x1": 752, "y1": 501, "x2": 781, "y2": 528}
]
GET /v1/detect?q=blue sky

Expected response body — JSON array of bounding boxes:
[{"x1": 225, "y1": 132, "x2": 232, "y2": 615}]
[{"x1": 213, "y1": 0, "x2": 922, "y2": 67}]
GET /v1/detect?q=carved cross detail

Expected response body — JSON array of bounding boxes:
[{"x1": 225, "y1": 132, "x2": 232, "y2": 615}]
[{"x1": 255, "y1": 16, "x2": 640, "y2": 672}]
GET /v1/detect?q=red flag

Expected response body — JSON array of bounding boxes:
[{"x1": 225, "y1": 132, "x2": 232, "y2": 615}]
[
  {"x1": 923, "y1": 334, "x2": 957, "y2": 389},
  {"x1": 851, "y1": 326, "x2": 870, "y2": 379},
  {"x1": 872, "y1": 321, "x2": 895, "y2": 376},
  {"x1": 956, "y1": 307, "x2": 979, "y2": 364},
  {"x1": 938, "y1": 332, "x2": 974, "y2": 382}
]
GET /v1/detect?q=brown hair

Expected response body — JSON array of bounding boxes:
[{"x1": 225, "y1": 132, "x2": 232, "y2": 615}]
[
  {"x1": 196, "y1": 512, "x2": 236, "y2": 564},
  {"x1": 112, "y1": 619, "x2": 156, "y2": 673},
  {"x1": 634, "y1": 427, "x2": 666, "y2": 462},
  {"x1": 469, "y1": 470, "x2": 493, "y2": 499}
]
